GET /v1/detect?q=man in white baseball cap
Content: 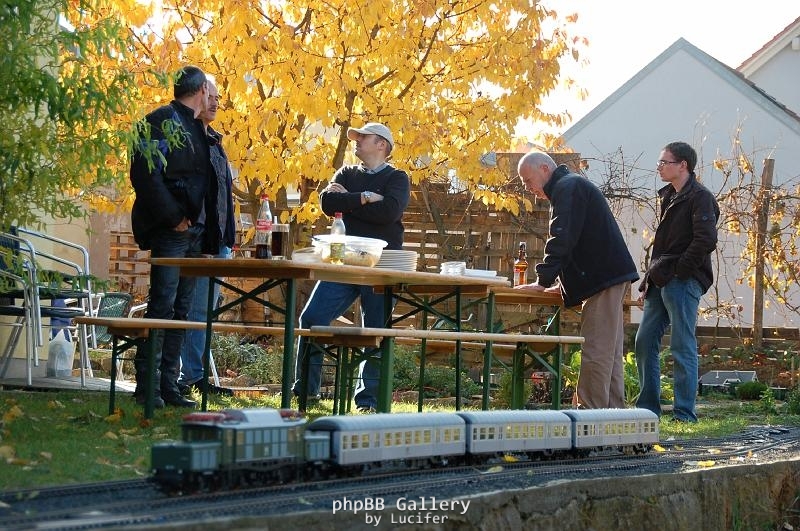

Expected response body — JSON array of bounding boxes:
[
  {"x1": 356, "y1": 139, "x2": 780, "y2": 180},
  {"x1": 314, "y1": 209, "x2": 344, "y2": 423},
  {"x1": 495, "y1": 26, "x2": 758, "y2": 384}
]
[
  {"x1": 346, "y1": 122, "x2": 394, "y2": 151},
  {"x1": 293, "y1": 120, "x2": 409, "y2": 413}
]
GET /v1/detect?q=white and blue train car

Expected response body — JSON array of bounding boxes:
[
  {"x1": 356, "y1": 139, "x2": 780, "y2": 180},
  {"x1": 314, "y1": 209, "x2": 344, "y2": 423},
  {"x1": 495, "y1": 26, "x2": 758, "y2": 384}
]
[
  {"x1": 562, "y1": 408, "x2": 659, "y2": 451},
  {"x1": 457, "y1": 410, "x2": 573, "y2": 455},
  {"x1": 305, "y1": 412, "x2": 466, "y2": 466}
]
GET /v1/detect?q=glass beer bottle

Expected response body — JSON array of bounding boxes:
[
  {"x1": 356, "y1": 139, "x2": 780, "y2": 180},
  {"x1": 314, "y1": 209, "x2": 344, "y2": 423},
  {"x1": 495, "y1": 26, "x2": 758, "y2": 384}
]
[{"x1": 513, "y1": 241, "x2": 528, "y2": 286}]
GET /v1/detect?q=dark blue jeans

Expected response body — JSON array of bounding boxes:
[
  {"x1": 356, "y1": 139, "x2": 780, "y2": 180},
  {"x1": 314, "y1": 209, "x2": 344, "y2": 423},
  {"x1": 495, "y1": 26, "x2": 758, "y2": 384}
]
[
  {"x1": 292, "y1": 281, "x2": 390, "y2": 409},
  {"x1": 179, "y1": 245, "x2": 231, "y2": 386},
  {"x1": 135, "y1": 225, "x2": 204, "y2": 399}
]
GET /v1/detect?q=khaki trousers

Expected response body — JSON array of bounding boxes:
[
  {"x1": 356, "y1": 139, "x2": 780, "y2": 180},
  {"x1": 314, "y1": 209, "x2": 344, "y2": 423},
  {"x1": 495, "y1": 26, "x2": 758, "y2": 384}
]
[{"x1": 573, "y1": 282, "x2": 629, "y2": 409}]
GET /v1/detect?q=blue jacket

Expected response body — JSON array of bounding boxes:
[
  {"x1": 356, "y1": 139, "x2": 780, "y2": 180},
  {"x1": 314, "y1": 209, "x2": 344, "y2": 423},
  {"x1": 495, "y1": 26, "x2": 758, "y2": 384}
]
[{"x1": 535, "y1": 165, "x2": 639, "y2": 307}]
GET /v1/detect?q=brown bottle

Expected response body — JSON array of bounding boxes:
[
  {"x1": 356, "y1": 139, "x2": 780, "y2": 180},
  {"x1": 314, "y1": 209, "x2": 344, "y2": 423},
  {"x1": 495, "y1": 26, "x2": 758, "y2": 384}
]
[{"x1": 513, "y1": 241, "x2": 528, "y2": 287}]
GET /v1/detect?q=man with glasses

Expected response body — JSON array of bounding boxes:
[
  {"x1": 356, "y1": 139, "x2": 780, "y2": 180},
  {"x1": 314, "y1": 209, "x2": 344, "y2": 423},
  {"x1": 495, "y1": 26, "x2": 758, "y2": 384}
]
[
  {"x1": 635, "y1": 141, "x2": 720, "y2": 422},
  {"x1": 178, "y1": 78, "x2": 236, "y2": 398},
  {"x1": 516, "y1": 151, "x2": 639, "y2": 410}
]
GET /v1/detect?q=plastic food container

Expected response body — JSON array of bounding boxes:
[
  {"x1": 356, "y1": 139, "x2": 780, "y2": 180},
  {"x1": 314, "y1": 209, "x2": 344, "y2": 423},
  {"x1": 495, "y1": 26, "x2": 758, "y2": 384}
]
[
  {"x1": 440, "y1": 261, "x2": 466, "y2": 275},
  {"x1": 312, "y1": 235, "x2": 388, "y2": 267}
]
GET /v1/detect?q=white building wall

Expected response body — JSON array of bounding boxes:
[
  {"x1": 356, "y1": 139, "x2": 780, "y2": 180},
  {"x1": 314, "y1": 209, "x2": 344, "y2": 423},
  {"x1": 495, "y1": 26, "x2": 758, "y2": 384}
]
[
  {"x1": 563, "y1": 45, "x2": 800, "y2": 328},
  {"x1": 744, "y1": 42, "x2": 800, "y2": 116}
]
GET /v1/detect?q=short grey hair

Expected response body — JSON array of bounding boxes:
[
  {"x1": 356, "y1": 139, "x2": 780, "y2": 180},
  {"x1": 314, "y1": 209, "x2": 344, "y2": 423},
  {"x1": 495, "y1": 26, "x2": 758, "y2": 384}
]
[{"x1": 518, "y1": 151, "x2": 557, "y2": 174}]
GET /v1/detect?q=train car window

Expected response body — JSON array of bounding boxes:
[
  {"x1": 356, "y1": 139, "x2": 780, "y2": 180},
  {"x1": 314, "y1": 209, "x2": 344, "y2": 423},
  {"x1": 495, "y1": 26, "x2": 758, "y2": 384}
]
[
  {"x1": 454, "y1": 429, "x2": 461, "y2": 442},
  {"x1": 404, "y1": 431, "x2": 411, "y2": 445},
  {"x1": 443, "y1": 429, "x2": 452, "y2": 443},
  {"x1": 362, "y1": 434, "x2": 370, "y2": 448},
  {"x1": 384, "y1": 432, "x2": 392, "y2": 447},
  {"x1": 395, "y1": 432, "x2": 402, "y2": 445},
  {"x1": 424, "y1": 430, "x2": 431, "y2": 444},
  {"x1": 414, "y1": 431, "x2": 422, "y2": 445}
]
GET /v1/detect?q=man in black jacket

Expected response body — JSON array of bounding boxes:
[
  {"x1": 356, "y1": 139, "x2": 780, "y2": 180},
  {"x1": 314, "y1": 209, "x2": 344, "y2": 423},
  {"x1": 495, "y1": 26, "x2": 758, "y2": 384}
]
[
  {"x1": 635, "y1": 141, "x2": 719, "y2": 422},
  {"x1": 516, "y1": 151, "x2": 639, "y2": 409},
  {"x1": 129, "y1": 65, "x2": 218, "y2": 409},
  {"x1": 292, "y1": 122, "x2": 410, "y2": 412}
]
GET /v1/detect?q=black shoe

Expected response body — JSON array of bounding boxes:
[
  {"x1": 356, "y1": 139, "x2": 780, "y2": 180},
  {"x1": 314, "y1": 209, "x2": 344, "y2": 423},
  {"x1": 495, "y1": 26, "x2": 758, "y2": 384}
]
[
  {"x1": 177, "y1": 382, "x2": 191, "y2": 396},
  {"x1": 163, "y1": 395, "x2": 197, "y2": 408},
  {"x1": 190, "y1": 381, "x2": 234, "y2": 397},
  {"x1": 356, "y1": 405, "x2": 376, "y2": 414},
  {"x1": 134, "y1": 395, "x2": 165, "y2": 409}
]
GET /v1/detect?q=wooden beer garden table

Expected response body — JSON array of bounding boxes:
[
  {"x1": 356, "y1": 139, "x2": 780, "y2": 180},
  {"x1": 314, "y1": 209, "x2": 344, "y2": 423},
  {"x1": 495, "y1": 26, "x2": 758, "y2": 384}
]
[{"x1": 150, "y1": 257, "x2": 510, "y2": 412}]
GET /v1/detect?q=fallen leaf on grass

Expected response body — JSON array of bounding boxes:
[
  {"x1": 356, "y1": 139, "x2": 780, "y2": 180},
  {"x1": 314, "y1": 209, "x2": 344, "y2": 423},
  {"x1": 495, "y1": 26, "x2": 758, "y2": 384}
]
[
  {"x1": 3, "y1": 405, "x2": 24, "y2": 423},
  {"x1": 105, "y1": 412, "x2": 123, "y2": 423},
  {"x1": 47, "y1": 400, "x2": 65, "y2": 409},
  {"x1": 7, "y1": 457, "x2": 33, "y2": 466},
  {"x1": 95, "y1": 457, "x2": 112, "y2": 465},
  {"x1": 39, "y1": 452, "x2": 52, "y2": 460},
  {"x1": 0, "y1": 445, "x2": 15, "y2": 459},
  {"x1": 104, "y1": 431, "x2": 119, "y2": 440},
  {"x1": 119, "y1": 428, "x2": 139, "y2": 435}
]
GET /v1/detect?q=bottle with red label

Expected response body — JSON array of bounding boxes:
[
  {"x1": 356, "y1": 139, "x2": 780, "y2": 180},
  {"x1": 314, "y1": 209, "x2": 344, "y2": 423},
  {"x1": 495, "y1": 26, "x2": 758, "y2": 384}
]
[{"x1": 254, "y1": 194, "x2": 273, "y2": 259}]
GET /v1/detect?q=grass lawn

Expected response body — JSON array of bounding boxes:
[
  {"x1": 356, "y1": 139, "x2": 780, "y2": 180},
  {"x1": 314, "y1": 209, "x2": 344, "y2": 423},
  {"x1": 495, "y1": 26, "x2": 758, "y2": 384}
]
[{"x1": 0, "y1": 388, "x2": 797, "y2": 491}]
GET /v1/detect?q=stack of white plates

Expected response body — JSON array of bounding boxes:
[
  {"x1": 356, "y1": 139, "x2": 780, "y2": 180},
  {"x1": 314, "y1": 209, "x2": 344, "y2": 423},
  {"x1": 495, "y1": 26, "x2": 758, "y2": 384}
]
[
  {"x1": 376, "y1": 250, "x2": 418, "y2": 271},
  {"x1": 463, "y1": 269, "x2": 497, "y2": 278}
]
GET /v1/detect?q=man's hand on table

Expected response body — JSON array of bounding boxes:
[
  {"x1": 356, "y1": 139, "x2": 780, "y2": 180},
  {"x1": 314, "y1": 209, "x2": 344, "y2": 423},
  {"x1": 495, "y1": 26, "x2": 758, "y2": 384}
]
[{"x1": 514, "y1": 282, "x2": 546, "y2": 291}]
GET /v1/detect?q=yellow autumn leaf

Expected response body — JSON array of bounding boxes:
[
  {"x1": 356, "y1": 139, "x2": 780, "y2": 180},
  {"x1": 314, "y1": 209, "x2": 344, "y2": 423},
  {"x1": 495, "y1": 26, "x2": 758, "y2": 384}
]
[
  {"x1": 7, "y1": 457, "x2": 31, "y2": 466},
  {"x1": 39, "y1": 452, "x2": 52, "y2": 460},
  {"x1": 482, "y1": 465, "x2": 504, "y2": 474},
  {"x1": 47, "y1": 400, "x2": 65, "y2": 409},
  {"x1": 0, "y1": 445, "x2": 15, "y2": 459},
  {"x1": 697, "y1": 460, "x2": 716, "y2": 467},
  {"x1": 3, "y1": 405, "x2": 24, "y2": 422},
  {"x1": 707, "y1": 448, "x2": 720, "y2": 454},
  {"x1": 104, "y1": 431, "x2": 119, "y2": 440},
  {"x1": 502, "y1": 454, "x2": 519, "y2": 463},
  {"x1": 653, "y1": 444, "x2": 666, "y2": 452},
  {"x1": 105, "y1": 413, "x2": 123, "y2": 423}
]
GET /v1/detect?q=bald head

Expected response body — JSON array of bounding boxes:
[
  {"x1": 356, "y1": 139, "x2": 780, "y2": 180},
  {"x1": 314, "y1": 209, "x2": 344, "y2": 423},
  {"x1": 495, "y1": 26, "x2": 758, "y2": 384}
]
[{"x1": 517, "y1": 151, "x2": 557, "y2": 200}]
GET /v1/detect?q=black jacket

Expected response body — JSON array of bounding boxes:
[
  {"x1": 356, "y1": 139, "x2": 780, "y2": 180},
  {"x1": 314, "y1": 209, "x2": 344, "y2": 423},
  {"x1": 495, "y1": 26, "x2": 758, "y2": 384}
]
[
  {"x1": 536, "y1": 165, "x2": 639, "y2": 307},
  {"x1": 130, "y1": 100, "x2": 216, "y2": 251},
  {"x1": 641, "y1": 175, "x2": 719, "y2": 294},
  {"x1": 207, "y1": 126, "x2": 236, "y2": 249},
  {"x1": 320, "y1": 164, "x2": 410, "y2": 250}
]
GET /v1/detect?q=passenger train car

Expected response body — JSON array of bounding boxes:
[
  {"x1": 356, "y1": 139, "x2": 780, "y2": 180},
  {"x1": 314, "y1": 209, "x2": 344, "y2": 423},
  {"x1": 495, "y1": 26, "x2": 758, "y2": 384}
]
[{"x1": 150, "y1": 407, "x2": 659, "y2": 492}]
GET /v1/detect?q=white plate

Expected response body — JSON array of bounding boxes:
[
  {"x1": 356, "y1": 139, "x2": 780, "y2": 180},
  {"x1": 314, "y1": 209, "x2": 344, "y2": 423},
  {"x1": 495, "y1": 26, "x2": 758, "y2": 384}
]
[{"x1": 463, "y1": 269, "x2": 497, "y2": 278}]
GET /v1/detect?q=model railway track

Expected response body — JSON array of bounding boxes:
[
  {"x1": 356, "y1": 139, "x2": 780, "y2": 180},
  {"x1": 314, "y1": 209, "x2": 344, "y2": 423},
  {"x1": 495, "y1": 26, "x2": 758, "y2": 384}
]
[{"x1": 2, "y1": 428, "x2": 798, "y2": 530}]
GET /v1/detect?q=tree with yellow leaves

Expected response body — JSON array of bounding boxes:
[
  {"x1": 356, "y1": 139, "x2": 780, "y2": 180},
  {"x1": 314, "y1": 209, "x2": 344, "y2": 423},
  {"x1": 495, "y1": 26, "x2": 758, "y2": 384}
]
[
  {"x1": 101, "y1": 0, "x2": 585, "y2": 225},
  {"x1": 1, "y1": 0, "x2": 150, "y2": 230}
]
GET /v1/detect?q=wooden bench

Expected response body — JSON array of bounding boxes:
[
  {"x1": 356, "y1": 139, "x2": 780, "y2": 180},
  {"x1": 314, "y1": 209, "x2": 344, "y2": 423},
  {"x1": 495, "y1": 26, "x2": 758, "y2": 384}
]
[
  {"x1": 307, "y1": 326, "x2": 584, "y2": 412},
  {"x1": 73, "y1": 316, "x2": 325, "y2": 417}
]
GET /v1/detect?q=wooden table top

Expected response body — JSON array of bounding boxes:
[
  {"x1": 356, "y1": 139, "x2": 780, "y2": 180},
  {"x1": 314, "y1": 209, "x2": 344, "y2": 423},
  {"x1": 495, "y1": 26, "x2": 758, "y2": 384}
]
[
  {"x1": 150, "y1": 257, "x2": 511, "y2": 290},
  {"x1": 489, "y1": 286, "x2": 566, "y2": 306}
]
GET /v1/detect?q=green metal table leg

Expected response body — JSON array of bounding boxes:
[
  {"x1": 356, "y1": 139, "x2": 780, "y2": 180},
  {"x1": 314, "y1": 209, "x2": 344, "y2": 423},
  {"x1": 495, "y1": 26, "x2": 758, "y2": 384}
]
[
  {"x1": 377, "y1": 287, "x2": 394, "y2": 412},
  {"x1": 281, "y1": 278, "x2": 297, "y2": 409},
  {"x1": 511, "y1": 345, "x2": 525, "y2": 409},
  {"x1": 482, "y1": 292, "x2": 495, "y2": 410}
]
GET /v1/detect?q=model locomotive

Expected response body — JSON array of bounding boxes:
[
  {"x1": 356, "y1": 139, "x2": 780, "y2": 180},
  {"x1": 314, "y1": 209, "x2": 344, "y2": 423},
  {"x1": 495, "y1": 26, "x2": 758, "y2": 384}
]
[{"x1": 150, "y1": 407, "x2": 659, "y2": 492}]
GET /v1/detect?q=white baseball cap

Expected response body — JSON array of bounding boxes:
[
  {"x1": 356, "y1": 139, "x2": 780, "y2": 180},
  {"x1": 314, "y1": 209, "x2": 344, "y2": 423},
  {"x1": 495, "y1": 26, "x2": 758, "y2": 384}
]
[{"x1": 347, "y1": 122, "x2": 394, "y2": 149}]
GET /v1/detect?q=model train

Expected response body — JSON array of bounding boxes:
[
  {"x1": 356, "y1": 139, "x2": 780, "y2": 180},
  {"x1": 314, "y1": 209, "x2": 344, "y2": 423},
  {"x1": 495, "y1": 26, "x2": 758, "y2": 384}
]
[{"x1": 150, "y1": 407, "x2": 659, "y2": 492}]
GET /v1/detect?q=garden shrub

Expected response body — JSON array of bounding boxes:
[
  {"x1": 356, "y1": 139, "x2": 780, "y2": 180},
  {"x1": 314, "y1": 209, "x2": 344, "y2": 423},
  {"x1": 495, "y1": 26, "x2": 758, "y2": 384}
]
[
  {"x1": 786, "y1": 387, "x2": 800, "y2": 415},
  {"x1": 735, "y1": 381, "x2": 768, "y2": 400}
]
